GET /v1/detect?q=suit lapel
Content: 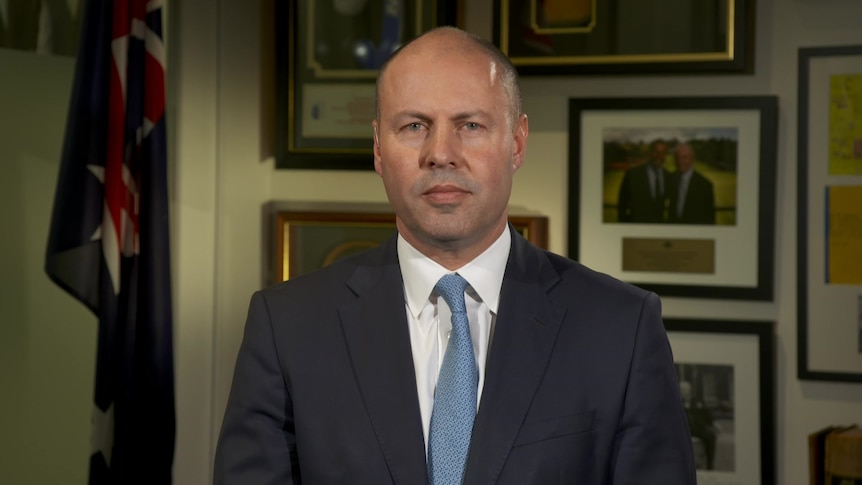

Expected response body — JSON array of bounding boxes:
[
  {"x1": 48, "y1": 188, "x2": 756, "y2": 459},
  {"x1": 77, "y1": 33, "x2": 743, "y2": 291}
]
[
  {"x1": 339, "y1": 237, "x2": 428, "y2": 485},
  {"x1": 464, "y1": 231, "x2": 565, "y2": 484}
]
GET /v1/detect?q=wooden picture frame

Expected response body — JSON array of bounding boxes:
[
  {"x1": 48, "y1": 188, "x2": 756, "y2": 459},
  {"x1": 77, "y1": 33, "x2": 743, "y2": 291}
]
[
  {"x1": 493, "y1": 0, "x2": 755, "y2": 75},
  {"x1": 568, "y1": 96, "x2": 778, "y2": 300},
  {"x1": 274, "y1": 0, "x2": 455, "y2": 170},
  {"x1": 271, "y1": 204, "x2": 549, "y2": 282},
  {"x1": 664, "y1": 319, "x2": 775, "y2": 484},
  {"x1": 797, "y1": 45, "x2": 862, "y2": 382}
]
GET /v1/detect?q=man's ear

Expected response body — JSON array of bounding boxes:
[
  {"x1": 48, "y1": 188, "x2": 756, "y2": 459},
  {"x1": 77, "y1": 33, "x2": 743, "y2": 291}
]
[
  {"x1": 512, "y1": 113, "x2": 529, "y2": 172},
  {"x1": 372, "y1": 121, "x2": 383, "y2": 175}
]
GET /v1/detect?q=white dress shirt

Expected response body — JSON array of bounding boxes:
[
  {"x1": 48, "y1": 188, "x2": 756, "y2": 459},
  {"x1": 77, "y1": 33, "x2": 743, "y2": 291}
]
[{"x1": 397, "y1": 225, "x2": 511, "y2": 451}]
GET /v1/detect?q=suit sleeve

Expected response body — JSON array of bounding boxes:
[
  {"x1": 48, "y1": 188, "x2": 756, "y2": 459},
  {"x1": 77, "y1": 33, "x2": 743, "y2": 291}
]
[
  {"x1": 610, "y1": 293, "x2": 697, "y2": 484},
  {"x1": 213, "y1": 291, "x2": 300, "y2": 484},
  {"x1": 706, "y1": 179, "x2": 716, "y2": 224},
  {"x1": 618, "y1": 172, "x2": 632, "y2": 222}
]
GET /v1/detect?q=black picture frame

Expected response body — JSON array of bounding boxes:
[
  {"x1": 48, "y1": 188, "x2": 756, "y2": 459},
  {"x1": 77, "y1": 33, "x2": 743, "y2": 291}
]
[
  {"x1": 274, "y1": 0, "x2": 456, "y2": 170},
  {"x1": 567, "y1": 96, "x2": 778, "y2": 300},
  {"x1": 493, "y1": 0, "x2": 755, "y2": 75},
  {"x1": 797, "y1": 45, "x2": 862, "y2": 383},
  {"x1": 664, "y1": 318, "x2": 774, "y2": 484}
]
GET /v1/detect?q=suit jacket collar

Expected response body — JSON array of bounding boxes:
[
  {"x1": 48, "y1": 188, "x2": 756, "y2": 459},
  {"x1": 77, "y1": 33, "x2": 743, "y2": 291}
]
[
  {"x1": 465, "y1": 229, "x2": 566, "y2": 484},
  {"x1": 341, "y1": 236, "x2": 429, "y2": 484}
]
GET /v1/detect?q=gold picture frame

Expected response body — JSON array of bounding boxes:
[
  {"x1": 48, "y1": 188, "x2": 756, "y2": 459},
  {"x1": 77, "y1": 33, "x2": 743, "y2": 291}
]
[
  {"x1": 271, "y1": 205, "x2": 548, "y2": 282},
  {"x1": 493, "y1": 0, "x2": 755, "y2": 75}
]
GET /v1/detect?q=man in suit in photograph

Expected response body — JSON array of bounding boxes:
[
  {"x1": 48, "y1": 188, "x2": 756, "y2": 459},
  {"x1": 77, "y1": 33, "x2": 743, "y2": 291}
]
[
  {"x1": 617, "y1": 139, "x2": 671, "y2": 223},
  {"x1": 214, "y1": 26, "x2": 696, "y2": 484},
  {"x1": 668, "y1": 143, "x2": 716, "y2": 225}
]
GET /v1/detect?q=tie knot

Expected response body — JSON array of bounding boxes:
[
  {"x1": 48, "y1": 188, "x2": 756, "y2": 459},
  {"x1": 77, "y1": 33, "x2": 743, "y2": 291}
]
[{"x1": 434, "y1": 273, "x2": 469, "y2": 314}]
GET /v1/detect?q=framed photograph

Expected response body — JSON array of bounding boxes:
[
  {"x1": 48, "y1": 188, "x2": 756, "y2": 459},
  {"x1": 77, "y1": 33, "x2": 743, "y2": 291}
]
[
  {"x1": 272, "y1": 205, "x2": 549, "y2": 282},
  {"x1": 568, "y1": 96, "x2": 778, "y2": 300},
  {"x1": 274, "y1": 0, "x2": 455, "y2": 170},
  {"x1": 664, "y1": 319, "x2": 774, "y2": 485},
  {"x1": 492, "y1": 0, "x2": 755, "y2": 75},
  {"x1": 797, "y1": 45, "x2": 862, "y2": 382}
]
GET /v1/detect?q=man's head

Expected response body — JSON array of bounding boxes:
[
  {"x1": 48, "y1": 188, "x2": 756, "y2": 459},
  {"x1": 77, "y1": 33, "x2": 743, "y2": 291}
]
[
  {"x1": 679, "y1": 380, "x2": 692, "y2": 403},
  {"x1": 375, "y1": 27, "x2": 522, "y2": 128},
  {"x1": 648, "y1": 140, "x2": 668, "y2": 168},
  {"x1": 371, "y1": 27, "x2": 529, "y2": 268},
  {"x1": 673, "y1": 143, "x2": 695, "y2": 174}
]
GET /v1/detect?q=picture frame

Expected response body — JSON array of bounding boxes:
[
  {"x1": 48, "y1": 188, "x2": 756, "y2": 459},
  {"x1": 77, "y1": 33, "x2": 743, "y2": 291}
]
[
  {"x1": 797, "y1": 45, "x2": 862, "y2": 383},
  {"x1": 492, "y1": 0, "x2": 755, "y2": 75},
  {"x1": 664, "y1": 318, "x2": 774, "y2": 485},
  {"x1": 568, "y1": 96, "x2": 778, "y2": 300},
  {"x1": 274, "y1": 0, "x2": 455, "y2": 170},
  {"x1": 270, "y1": 203, "x2": 549, "y2": 283}
]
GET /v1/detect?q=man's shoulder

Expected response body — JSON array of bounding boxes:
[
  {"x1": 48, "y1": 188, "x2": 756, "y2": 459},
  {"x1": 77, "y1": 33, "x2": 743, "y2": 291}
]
[
  {"x1": 541, "y1": 250, "x2": 652, "y2": 303},
  {"x1": 260, "y1": 238, "x2": 394, "y2": 302}
]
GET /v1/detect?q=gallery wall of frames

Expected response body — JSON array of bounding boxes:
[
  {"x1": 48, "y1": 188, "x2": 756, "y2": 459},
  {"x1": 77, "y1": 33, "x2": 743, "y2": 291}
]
[{"x1": 270, "y1": 2, "x2": 862, "y2": 483}]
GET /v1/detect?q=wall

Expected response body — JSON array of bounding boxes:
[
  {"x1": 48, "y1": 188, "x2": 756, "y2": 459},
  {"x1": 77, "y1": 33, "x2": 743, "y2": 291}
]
[
  {"x1": 0, "y1": 48, "x2": 94, "y2": 484},
  {"x1": 1, "y1": 0, "x2": 860, "y2": 483}
]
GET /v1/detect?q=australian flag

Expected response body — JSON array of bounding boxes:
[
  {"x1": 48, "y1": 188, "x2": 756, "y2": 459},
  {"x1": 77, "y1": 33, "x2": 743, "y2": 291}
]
[{"x1": 44, "y1": 0, "x2": 175, "y2": 483}]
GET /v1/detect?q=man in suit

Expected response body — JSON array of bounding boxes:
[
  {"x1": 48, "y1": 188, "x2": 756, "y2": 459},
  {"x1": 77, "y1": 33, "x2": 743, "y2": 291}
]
[
  {"x1": 617, "y1": 139, "x2": 670, "y2": 223},
  {"x1": 214, "y1": 26, "x2": 696, "y2": 484},
  {"x1": 679, "y1": 380, "x2": 718, "y2": 470},
  {"x1": 668, "y1": 143, "x2": 716, "y2": 225}
]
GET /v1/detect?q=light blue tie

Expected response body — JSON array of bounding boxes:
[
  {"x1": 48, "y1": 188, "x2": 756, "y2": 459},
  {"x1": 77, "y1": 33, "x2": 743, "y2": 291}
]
[{"x1": 428, "y1": 273, "x2": 477, "y2": 485}]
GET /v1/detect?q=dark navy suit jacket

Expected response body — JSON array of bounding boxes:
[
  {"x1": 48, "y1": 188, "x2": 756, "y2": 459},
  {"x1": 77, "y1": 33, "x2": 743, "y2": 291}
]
[{"x1": 214, "y1": 229, "x2": 696, "y2": 484}]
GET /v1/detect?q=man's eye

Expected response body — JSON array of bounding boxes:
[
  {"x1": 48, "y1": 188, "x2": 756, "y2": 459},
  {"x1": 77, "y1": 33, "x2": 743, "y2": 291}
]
[
  {"x1": 464, "y1": 122, "x2": 480, "y2": 130},
  {"x1": 406, "y1": 123, "x2": 423, "y2": 131}
]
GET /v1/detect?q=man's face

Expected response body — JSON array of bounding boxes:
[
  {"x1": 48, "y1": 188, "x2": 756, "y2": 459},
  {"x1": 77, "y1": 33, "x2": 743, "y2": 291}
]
[
  {"x1": 649, "y1": 142, "x2": 668, "y2": 167},
  {"x1": 674, "y1": 145, "x2": 694, "y2": 173},
  {"x1": 372, "y1": 35, "x2": 528, "y2": 255},
  {"x1": 679, "y1": 381, "x2": 692, "y2": 402}
]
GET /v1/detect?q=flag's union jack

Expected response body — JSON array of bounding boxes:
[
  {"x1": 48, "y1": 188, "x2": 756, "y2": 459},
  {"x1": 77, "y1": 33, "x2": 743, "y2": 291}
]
[{"x1": 45, "y1": 0, "x2": 174, "y2": 483}]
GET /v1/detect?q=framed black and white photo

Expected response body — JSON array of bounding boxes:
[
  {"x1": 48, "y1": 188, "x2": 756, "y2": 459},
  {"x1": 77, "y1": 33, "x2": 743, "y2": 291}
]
[
  {"x1": 665, "y1": 319, "x2": 774, "y2": 485},
  {"x1": 797, "y1": 45, "x2": 862, "y2": 382},
  {"x1": 568, "y1": 96, "x2": 778, "y2": 300}
]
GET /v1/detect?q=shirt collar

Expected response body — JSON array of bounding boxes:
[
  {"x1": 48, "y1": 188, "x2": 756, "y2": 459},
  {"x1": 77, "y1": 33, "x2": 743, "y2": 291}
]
[
  {"x1": 398, "y1": 225, "x2": 511, "y2": 318},
  {"x1": 679, "y1": 168, "x2": 694, "y2": 183}
]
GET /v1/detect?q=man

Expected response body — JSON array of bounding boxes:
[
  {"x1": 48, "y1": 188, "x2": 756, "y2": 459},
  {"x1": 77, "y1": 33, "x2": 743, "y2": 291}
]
[
  {"x1": 679, "y1": 380, "x2": 718, "y2": 470},
  {"x1": 214, "y1": 26, "x2": 695, "y2": 484},
  {"x1": 617, "y1": 139, "x2": 670, "y2": 223},
  {"x1": 668, "y1": 143, "x2": 716, "y2": 224}
]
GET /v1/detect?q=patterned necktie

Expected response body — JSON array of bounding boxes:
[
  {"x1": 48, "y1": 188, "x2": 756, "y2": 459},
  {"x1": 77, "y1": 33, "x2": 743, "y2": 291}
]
[{"x1": 428, "y1": 273, "x2": 477, "y2": 485}]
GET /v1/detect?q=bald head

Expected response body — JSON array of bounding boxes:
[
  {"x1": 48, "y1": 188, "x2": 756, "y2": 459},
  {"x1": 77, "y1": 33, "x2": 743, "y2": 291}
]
[{"x1": 375, "y1": 27, "x2": 522, "y2": 127}]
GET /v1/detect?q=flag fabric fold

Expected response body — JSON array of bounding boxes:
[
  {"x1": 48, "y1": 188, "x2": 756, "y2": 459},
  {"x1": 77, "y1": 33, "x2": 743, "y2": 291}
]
[{"x1": 45, "y1": 0, "x2": 175, "y2": 483}]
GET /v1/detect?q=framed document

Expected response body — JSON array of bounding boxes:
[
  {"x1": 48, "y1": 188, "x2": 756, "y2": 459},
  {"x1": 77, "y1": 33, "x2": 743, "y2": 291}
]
[
  {"x1": 568, "y1": 96, "x2": 778, "y2": 300},
  {"x1": 493, "y1": 0, "x2": 755, "y2": 75},
  {"x1": 275, "y1": 0, "x2": 455, "y2": 170},
  {"x1": 797, "y1": 45, "x2": 862, "y2": 382},
  {"x1": 665, "y1": 319, "x2": 774, "y2": 485}
]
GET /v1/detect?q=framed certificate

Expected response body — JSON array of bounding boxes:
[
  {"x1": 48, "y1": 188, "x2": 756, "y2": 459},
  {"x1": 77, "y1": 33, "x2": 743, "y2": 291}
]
[
  {"x1": 275, "y1": 0, "x2": 455, "y2": 170},
  {"x1": 797, "y1": 45, "x2": 862, "y2": 382}
]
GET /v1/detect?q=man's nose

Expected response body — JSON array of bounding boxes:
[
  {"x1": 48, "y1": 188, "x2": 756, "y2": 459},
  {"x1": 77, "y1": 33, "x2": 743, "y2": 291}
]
[{"x1": 421, "y1": 126, "x2": 459, "y2": 168}]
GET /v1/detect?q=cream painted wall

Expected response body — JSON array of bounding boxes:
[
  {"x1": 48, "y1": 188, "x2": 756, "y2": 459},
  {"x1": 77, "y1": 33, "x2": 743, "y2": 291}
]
[{"x1": 0, "y1": 49, "x2": 94, "y2": 484}]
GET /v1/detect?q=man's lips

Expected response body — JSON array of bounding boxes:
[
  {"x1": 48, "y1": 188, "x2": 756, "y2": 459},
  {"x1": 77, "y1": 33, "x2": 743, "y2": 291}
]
[{"x1": 423, "y1": 184, "x2": 469, "y2": 204}]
